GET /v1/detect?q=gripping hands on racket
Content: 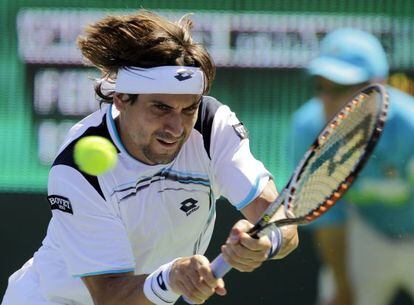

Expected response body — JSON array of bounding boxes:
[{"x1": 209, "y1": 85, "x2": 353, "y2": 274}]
[{"x1": 170, "y1": 179, "x2": 298, "y2": 304}]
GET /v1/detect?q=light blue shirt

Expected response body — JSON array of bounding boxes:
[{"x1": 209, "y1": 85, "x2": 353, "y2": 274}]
[{"x1": 290, "y1": 87, "x2": 414, "y2": 238}]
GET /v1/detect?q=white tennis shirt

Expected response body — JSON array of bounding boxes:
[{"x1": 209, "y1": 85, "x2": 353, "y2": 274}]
[{"x1": 31, "y1": 96, "x2": 271, "y2": 304}]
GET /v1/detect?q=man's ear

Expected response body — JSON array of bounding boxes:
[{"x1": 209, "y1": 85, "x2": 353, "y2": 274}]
[{"x1": 113, "y1": 93, "x2": 125, "y2": 112}]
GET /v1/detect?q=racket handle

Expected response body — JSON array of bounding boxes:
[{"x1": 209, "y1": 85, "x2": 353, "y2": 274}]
[
  {"x1": 183, "y1": 255, "x2": 231, "y2": 304},
  {"x1": 210, "y1": 254, "x2": 232, "y2": 278}
]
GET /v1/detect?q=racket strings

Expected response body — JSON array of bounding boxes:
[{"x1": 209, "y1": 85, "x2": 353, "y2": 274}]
[{"x1": 290, "y1": 92, "x2": 379, "y2": 219}]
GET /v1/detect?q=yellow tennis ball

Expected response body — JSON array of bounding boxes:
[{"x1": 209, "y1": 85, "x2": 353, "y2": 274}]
[{"x1": 74, "y1": 136, "x2": 118, "y2": 176}]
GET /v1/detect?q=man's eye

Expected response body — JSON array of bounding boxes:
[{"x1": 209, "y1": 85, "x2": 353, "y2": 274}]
[
  {"x1": 184, "y1": 106, "x2": 198, "y2": 114},
  {"x1": 155, "y1": 104, "x2": 170, "y2": 111}
]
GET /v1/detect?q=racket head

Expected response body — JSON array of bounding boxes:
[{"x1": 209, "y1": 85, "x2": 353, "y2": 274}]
[{"x1": 253, "y1": 84, "x2": 388, "y2": 235}]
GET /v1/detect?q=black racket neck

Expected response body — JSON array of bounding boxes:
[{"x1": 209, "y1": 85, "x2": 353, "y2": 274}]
[{"x1": 248, "y1": 223, "x2": 261, "y2": 239}]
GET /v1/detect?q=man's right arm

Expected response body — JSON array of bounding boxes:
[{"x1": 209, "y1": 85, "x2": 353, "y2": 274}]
[
  {"x1": 82, "y1": 256, "x2": 226, "y2": 305},
  {"x1": 82, "y1": 272, "x2": 150, "y2": 305}
]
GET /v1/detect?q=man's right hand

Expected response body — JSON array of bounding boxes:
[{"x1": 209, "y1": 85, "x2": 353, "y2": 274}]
[{"x1": 168, "y1": 255, "x2": 227, "y2": 304}]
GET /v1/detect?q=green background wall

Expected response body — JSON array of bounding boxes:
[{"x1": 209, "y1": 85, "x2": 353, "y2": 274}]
[{"x1": 1, "y1": 0, "x2": 414, "y2": 192}]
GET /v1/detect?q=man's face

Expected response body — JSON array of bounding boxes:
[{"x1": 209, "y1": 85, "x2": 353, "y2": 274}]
[
  {"x1": 314, "y1": 77, "x2": 366, "y2": 120},
  {"x1": 114, "y1": 93, "x2": 201, "y2": 165}
]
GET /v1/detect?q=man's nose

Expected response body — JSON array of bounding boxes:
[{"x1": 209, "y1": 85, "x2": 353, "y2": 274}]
[{"x1": 164, "y1": 112, "x2": 184, "y2": 138}]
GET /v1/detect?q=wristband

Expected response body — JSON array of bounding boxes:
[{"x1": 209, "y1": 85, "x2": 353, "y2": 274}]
[
  {"x1": 267, "y1": 227, "x2": 283, "y2": 259},
  {"x1": 143, "y1": 260, "x2": 180, "y2": 305}
]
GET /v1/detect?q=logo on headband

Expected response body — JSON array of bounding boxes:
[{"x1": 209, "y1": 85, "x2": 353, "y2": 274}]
[{"x1": 174, "y1": 68, "x2": 194, "y2": 81}]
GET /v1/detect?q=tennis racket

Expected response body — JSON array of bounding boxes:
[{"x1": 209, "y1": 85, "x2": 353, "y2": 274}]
[{"x1": 210, "y1": 83, "x2": 389, "y2": 278}]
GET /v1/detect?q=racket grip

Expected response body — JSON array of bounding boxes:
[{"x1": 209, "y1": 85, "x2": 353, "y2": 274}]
[
  {"x1": 210, "y1": 254, "x2": 232, "y2": 278},
  {"x1": 183, "y1": 254, "x2": 231, "y2": 304}
]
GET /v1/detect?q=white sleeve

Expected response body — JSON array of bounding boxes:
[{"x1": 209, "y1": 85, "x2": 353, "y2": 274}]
[
  {"x1": 48, "y1": 166, "x2": 135, "y2": 277},
  {"x1": 210, "y1": 105, "x2": 271, "y2": 210}
]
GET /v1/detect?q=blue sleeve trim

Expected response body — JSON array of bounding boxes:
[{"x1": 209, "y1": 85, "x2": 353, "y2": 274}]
[
  {"x1": 107, "y1": 105, "x2": 131, "y2": 157},
  {"x1": 234, "y1": 175, "x2": 269, "y2": 210},
  {"x1": 74, "y1": 268, "x2": 135, "y2": 278}
]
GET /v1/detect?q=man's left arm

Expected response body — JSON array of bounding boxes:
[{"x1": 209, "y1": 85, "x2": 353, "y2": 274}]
[
  {"x1": 242, "y1": 178, "x2": 299, "y2": 259},
  {"x1": 220, "y1": 179, "x2": 299, "y2": 272}
]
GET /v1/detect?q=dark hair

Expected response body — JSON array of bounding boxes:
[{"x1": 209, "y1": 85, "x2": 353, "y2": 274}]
[{"x1": 77, "y1": 10, "x2": 215, "y2": 103}]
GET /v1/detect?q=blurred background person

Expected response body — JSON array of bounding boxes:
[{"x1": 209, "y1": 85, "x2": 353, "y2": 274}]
[{"x1": 290, "y1": 28, "x2": 414, "y2": 305}]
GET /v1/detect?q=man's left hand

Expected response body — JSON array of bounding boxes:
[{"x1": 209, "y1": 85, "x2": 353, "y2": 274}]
[{"x1": 220, "y1": 219, "x2": 271, "y2": 272}]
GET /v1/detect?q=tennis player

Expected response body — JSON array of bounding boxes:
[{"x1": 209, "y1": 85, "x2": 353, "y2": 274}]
[
  {"x1": 2, "y1": 10, "x2": 298, "y2": 305},
  {"x1": 291, "y1": 28, "x2": 414, "y2": 305}
]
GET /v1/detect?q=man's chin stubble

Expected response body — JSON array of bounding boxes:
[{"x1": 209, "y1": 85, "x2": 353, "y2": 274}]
[{"x1": 143, "y1": 148, "x2": 180, "y2": 165}]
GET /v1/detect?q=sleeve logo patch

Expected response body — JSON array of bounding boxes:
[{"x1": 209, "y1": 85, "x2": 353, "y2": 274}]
[
  {"x1": 232, "y1": 122, "x2": 249, "y2": 139},
  {"x1": 47, "y1": 195, "x2": 73, "y2": 215}
]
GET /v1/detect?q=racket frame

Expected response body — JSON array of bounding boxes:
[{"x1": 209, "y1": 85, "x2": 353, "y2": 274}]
[
  {"x1": 185, "y1": 84, "x2": 389, "y2": 291},
  {"x1": 250, "y1": 84, "x2": 388, "y2": 238}
]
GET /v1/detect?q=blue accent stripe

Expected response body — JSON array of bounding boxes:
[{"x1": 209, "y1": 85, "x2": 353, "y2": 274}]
[
  {"x1": 107, "y1": 105, "x2": 132, "y2": 158},
  {"x1": 174, "y1": 178, "x2": 210, "y2": 186},
  {"x1": 112, "y1": 180, "x2": 137, "y2": 190},
  {"x1": 74, "y1": 268, "x2": 135, "y2": 278},
  {"x1": 163, "y1": 168, "x2": 209, "y2": 179},
  {"x1": 234, "y1": 176, "x2": 264, "y2": 210},
  {"x1": 111, "y1": 170, "x2": 209, "y2": 194},
  {"x1": 111, "y1": 174, "x2": 156, "y2": 195}
]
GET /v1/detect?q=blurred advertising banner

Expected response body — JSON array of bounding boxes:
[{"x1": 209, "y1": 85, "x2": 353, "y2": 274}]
[{"x1": 17, "y1": 9, "x2": 414, "y2": 68}]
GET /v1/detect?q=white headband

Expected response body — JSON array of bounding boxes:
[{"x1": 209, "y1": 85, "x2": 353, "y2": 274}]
[{"x1": 112, "y1": 66, "x2": 205, "y2": 94}]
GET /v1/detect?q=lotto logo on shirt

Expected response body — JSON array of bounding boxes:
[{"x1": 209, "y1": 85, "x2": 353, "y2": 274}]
[
  {"x1": 179, "y1": 198, "x2": 199, "y2": 216},
  {"x1": 47, "y1": 195, "x2": 74, "y2": 215}
]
